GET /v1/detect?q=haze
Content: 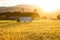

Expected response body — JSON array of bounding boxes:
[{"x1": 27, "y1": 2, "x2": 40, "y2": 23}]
[{"x1": 0, "y1": 0, "x2": 60, "y2": 12}]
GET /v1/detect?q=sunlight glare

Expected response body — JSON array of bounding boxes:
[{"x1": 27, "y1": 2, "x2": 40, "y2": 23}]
[{"x1": 0, "y1": 0, "x2": 60, "y2": 12}]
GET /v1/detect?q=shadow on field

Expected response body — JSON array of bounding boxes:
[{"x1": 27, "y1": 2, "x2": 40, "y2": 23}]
[
  {"x1": 0, "y1": 20, "x2": 19, "y2": 28},
  {"x1": 0, "y1": 20, "x2": 31, "y2": 28}
]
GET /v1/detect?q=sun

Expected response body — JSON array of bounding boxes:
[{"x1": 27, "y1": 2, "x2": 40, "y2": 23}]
[
  {"x1": 35, "y1": 0, "x2": 60, "y2": 13},
  {"x1": 41, "y1": 6, "x2": 59, "y2": 12}
]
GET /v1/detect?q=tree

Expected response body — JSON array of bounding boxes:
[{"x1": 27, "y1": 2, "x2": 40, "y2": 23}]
[
  {"x1": 32, "y1": 9, "x2": 40, "y2": 19},
  {"x1": 21, "y1": 8, "x2": 24, "y2": 13},
  {"x1": 57, "y1": 15, "x2": 60, "y2": 20}
]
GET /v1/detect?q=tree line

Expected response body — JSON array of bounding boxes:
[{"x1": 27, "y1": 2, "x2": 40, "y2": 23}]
[{"x1": 0, "y1": 11, "x2": 40, "y2": 20}]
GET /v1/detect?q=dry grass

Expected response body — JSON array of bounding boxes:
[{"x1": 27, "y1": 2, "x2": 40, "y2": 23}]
[{"x1": 0, "y1": 20, "x2": 60, "y2": 40}]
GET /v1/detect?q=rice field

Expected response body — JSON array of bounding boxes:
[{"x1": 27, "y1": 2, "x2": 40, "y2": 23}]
[{"x1": 0, "y1": 20, "x2": 60, "y2": 40}]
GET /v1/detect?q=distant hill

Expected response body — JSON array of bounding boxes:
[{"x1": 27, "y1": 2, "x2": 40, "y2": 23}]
[{"x1": 0, "y1": 4, "x2": 42, "y2": 13}]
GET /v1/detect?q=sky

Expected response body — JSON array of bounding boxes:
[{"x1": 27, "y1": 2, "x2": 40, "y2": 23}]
[{"x1": 0, "y1": 0, "x2": 60, "y2": 12}]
